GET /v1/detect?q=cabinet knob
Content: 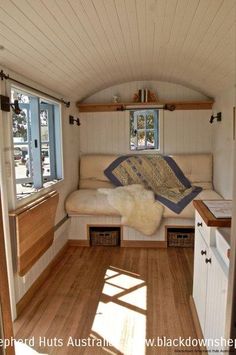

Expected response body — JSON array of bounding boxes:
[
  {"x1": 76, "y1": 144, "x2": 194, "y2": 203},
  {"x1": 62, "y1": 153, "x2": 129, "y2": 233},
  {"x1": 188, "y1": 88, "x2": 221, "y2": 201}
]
[
  {"x1": 201, "y1": 250, "x2": 207, "y2": 255},
  {"x1": 197, "y1": 222, "x2": 203, "y2": 227},
  {"x1": 205, "y1": 258, "x2": 211, "y2": 264}
]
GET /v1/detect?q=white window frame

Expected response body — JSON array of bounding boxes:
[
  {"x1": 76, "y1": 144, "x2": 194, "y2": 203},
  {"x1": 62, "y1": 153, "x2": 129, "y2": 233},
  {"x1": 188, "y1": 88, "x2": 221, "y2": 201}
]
[
  {"x1": 129, "y1": 109, "x2": 164, "y2": 153},
  {"x1": 10, "y1": 84, "x2": 64, "y2": 202}
]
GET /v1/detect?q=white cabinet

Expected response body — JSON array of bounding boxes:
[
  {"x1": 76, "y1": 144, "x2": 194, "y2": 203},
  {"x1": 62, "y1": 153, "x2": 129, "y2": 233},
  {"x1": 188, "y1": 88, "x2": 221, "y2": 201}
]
[
  {"x1": 193, "y1": 211, "x2": 229, "y2": 353},
  {"x1": 193, "y1": 227, "x2": 209, "y2": 331},
  {"x1": 204, "y1": 248, "x2": 228, "y2": 350}
]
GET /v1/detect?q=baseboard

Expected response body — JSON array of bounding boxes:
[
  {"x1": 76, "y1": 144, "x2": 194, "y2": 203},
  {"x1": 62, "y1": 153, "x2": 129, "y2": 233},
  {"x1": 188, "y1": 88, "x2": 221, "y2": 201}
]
[
  {"x1": 189, "y1": 296, "x2": 206, "y2": 351},
  {"x1": 121, "y1": 240, "x2": 167, "y2": 248},
  {"x1": 68, "y1": 239, "x2": 90, "y2": 247},
  {"x1": 16, "y1": 242, "x2": 68, "y2": 317}
]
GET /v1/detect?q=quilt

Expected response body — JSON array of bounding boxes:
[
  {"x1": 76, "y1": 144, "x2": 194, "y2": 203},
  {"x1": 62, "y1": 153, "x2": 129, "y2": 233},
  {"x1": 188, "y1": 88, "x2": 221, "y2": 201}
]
[{"x1": 104, "y1": 155, "x2": 202, "y2": 214}]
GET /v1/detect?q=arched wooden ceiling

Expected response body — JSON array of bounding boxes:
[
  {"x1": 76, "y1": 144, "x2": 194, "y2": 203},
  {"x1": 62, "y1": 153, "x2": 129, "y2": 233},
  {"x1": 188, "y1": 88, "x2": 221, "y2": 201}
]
[{"x1": 0, "y1": 0, "x2": 235, "y2": 101}]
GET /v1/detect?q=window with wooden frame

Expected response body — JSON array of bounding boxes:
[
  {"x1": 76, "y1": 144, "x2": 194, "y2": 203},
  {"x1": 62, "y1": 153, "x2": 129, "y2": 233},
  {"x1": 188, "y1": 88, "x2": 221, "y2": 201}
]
[
  {"x1": 11, "y1": 86, "x2": 63, "y2": 199},
  {"x1": 130, "y1": 109, "x2": 159, "y2": 151}
]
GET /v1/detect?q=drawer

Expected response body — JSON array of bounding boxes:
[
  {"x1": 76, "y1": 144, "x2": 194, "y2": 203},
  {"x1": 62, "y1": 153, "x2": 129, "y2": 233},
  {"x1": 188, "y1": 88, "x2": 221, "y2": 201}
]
[{"x1": 195, "y1": 211, "x2": 215, "y2": 246}]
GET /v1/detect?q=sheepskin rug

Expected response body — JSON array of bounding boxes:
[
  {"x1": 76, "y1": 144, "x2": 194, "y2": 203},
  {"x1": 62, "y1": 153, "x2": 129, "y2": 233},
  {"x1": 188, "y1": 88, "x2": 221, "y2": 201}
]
[{"x1": 98, "y1": 184, "x2": 164, "y2": 235}]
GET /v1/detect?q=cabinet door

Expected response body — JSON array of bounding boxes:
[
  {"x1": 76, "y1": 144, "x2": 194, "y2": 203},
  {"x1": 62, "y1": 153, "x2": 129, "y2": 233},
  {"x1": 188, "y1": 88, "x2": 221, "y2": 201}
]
[
  {"x1": 204, "y1": 249, "x2": 228, "y2": 352},
  {"x1": 193, "y1": 228, "x2": 209, "y2": 334}
]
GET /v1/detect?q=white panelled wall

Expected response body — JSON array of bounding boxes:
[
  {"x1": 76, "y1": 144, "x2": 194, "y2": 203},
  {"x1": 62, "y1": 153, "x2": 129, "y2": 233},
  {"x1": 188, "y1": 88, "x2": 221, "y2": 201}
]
[
  {"x1": 213, "y1": 88, "x2": 235, "y2": 199},
  {"x1": 80, "y1": 81, "x2": 213, "y2": 156},
  {"x1": 80, "y1": 109, "x2": 212, "y2": 156},
  {"x1": 69, "y1": 215, "x2": 194, "y2": 243}
]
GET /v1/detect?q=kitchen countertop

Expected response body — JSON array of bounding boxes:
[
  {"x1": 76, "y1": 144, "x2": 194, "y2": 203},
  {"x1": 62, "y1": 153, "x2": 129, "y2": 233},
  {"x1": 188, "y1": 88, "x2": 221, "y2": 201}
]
[{"x1": 193, "y1": 200, "x2": 231, "y2": 227}]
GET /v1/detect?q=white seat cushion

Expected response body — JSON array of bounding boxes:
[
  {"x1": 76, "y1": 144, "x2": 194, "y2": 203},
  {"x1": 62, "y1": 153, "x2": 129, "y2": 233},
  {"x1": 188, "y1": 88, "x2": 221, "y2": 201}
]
[
  {"x1": 171, "y1": 154, "x2": 213, "y2": 189},
  {"x1": 66, "y1": 189, "x2": 120, "y2": 216},
  {"x1": 66, "y1": 188, "x2": 222, "y2": 219},
  {"x1": 79, "y1": 154, "x2": 117, "y2": 189}
]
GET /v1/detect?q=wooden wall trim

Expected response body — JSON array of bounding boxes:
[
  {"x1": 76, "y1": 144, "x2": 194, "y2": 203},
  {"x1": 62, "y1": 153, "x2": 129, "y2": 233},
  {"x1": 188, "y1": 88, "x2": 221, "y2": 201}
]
[
  {"x1": 77, "y1": 100, "x2": 214, "y2": 112},
  {"x1": 68, "y1": 239, "x2": 90, "y2": 247},
  {"x1": 121, "y1": 240, "x2": 167, "y2": 248},
  {"x1": 16, "y1": 242, "x2": 68, "y2": 317},
  {"x1": 68, "y1": 239, "x2": 167, "y2": 248},
  {"x1": 0, "y1": 193, "x2": 15, "y2": 355}
]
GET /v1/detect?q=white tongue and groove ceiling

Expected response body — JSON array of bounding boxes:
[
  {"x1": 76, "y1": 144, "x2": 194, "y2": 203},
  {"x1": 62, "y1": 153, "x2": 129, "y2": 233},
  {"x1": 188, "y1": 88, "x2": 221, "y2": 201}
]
[{"x1": 0, "y1": 0, "x2": 235, "y2": 101}]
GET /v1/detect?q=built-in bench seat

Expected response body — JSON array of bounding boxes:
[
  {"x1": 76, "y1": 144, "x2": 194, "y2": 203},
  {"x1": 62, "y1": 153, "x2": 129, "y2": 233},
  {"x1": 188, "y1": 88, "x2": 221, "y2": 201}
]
[
  {"x1": 65, "y1": 153, "x2": 222, "y2": 243},
  {"x1": 66, "y1": 188, "x2": 221, "y2": 219}
]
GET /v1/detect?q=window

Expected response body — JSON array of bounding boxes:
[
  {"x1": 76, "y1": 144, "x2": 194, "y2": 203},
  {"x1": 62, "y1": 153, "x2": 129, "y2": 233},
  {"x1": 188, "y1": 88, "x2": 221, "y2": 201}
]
[
  {"x1": 11, "y1": 87, "x2": 63, "y2": 199},
  {"x1": 130, "y1": 109, "x2": 159, "y2": 151}
]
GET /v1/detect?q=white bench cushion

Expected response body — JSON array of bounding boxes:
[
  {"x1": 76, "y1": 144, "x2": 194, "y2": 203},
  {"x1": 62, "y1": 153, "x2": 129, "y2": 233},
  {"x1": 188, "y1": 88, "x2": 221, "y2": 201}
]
[
  {"x1": 66, "y1": 189, "x2": 119, "y2": 216},
  {"x1": 66, "y1": 188, "x2": 222, "y2": 219}
]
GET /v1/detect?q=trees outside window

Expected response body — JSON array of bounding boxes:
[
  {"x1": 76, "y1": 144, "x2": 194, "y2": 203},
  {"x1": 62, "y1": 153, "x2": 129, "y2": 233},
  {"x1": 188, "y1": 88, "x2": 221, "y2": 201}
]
[
  {"x1": 11, "y1": 87, "x2": 63, "y2": 199},
  {"x1": 130, "y1": 110, "x2": 159, "y2": 151}
]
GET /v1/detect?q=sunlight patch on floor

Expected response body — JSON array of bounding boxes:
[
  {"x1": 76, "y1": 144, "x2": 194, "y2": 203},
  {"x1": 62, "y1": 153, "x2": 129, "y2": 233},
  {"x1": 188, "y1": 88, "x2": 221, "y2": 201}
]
[
  {"x1": 107, "y1": 266, "x2": 140, "y2": 278},
  {"x1": 91, "y1": 267, "x2": 147, "y2": 355},
  {"x1": 106, "y1": 274, "x2": 144, "y2": 289},
  {"x1": 102, "y1": 283, "x2": 125, "y2": 297},
  {"x1": 105, "y1": 269, "x2": 119, "y2": 278},
  {"x1": 118, "y1": 285, "x2": 147, "y2": 310},
  {"x1": 92, "y1": 301, "x2": 146, "y2": 355}
]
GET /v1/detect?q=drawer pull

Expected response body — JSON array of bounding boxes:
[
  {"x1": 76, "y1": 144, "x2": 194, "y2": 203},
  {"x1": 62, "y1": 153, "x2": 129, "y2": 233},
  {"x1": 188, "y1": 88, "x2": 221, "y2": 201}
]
[
  {"x1": 205, "y1": 258, "x2": 211, "y2": 264},
  {"x1": 201, "y1": 250, "x2": 207, "y2": 255},
  {"x1": 197, "y1": 222, "x2": 203, "y2": 227}
]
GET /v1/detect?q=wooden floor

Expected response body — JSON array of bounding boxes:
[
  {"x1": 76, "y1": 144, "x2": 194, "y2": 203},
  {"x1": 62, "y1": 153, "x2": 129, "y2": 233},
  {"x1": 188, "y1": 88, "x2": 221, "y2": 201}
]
[{"x1": 14, "y1": 246, "x2": 199, "y2": 355}]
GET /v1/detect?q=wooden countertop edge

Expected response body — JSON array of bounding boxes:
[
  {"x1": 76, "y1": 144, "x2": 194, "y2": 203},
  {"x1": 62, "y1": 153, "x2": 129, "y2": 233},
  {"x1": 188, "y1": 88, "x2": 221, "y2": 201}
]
[{"x1": 193, "y1": 200, "x2": 231, "y2": 228}]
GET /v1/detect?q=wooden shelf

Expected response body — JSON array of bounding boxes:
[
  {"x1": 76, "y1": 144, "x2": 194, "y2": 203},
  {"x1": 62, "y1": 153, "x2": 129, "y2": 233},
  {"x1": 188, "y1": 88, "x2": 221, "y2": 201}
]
[{"x1": 77, "y1": 100, "x2": 214, "y2": 112}]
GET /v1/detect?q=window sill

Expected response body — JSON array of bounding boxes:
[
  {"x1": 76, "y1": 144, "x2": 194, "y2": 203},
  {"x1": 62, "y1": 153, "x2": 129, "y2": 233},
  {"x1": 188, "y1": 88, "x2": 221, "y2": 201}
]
[
  {"x1": 16, "y1": 178, "x2": 63, "y2": 203},
  {"x1": 129, "y1": 149, "x2": 163, "y2": 154}
]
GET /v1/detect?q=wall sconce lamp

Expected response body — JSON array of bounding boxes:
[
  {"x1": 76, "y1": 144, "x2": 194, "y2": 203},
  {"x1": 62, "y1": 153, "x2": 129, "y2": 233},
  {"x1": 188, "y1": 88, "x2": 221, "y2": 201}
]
[
  {"x1": 209, "y1": 112, "x2": 222, "y2": 124},
  {"x1": 164, "y1": 104, "x2": 176, "y2": 111},
  {"x1": 0, "y1": 95, "x2": 22, "y2": 114},
  {"x1": 69, "y1": 115, "x2": 81, "y2": 126}
]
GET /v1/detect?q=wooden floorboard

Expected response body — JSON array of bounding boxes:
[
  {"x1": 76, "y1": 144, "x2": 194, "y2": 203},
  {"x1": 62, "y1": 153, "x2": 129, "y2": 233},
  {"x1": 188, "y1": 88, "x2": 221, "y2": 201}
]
[{"x1": 14, "y1": 246, "x2": 199, "y2": 354}]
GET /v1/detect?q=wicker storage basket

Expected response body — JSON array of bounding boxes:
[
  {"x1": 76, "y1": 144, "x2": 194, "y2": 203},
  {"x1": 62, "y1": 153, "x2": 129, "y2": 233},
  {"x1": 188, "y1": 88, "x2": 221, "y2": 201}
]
[
  {"x1": 90, "y1": 230, "x2": 120, "y2": 246},
  {"x1": 168, "y1": 229, "x2": 194, "y2": 248}
]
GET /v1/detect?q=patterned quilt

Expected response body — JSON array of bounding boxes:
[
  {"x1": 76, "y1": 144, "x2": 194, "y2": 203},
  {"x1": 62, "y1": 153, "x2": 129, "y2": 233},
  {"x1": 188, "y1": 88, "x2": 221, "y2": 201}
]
[{"x1": 104, "y1": 155, "x2": 202, "y2": 214}]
